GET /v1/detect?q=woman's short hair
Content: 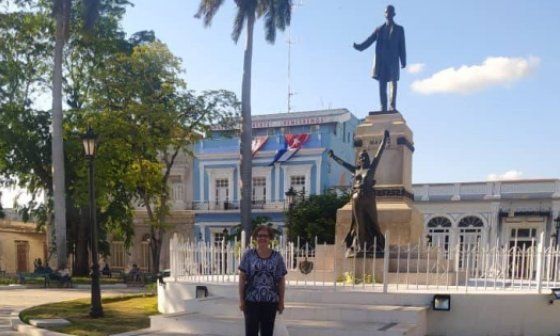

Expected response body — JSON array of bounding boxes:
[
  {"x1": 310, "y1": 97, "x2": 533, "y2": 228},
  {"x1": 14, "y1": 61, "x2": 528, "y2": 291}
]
[{"x1": 252, "y1": 225, "x2": 275, "y2": 240}]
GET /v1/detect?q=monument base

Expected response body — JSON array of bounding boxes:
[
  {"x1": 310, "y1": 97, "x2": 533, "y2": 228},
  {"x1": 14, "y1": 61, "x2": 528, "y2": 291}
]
[{"x1": 334, "y1": 193, "x2": 423, "y2": 249}]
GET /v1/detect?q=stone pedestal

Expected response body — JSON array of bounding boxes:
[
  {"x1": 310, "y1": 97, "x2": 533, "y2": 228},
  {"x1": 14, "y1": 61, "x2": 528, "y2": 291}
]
[{"x1": 335, "y1": 111, "x2": 423, "y2": 252}]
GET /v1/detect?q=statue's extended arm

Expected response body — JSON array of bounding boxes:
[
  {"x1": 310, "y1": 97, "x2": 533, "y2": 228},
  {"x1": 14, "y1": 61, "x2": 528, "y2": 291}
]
[
  {"x1": 328, "y1": 150, "x2": 356, "y2": 174},
  {"x1": 353, "y1": 29, "x2": 378, "y2": 52},
  {"x1": 369, "y1": 130, "x2": 390, "y2": 172}
]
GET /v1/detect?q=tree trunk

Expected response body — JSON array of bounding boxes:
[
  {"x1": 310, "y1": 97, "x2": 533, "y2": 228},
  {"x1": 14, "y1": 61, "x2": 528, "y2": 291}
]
[
  {"x1": 73, "y1": 207, "x2": 90, "y2": 276},
  {"x1": 150, "y1": 227, "x2": 162, "y2": 273},
  {"x1": 51, "y1": 4, "x2": 69, "y2": 269},
  {"x1": 240, "y1": 12, "x2": 255, "y2": 245}
]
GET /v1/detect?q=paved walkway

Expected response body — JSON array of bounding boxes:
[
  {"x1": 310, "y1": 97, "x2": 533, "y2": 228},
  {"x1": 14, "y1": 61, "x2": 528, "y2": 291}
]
[{"x1": 0, "y1": 288, "x2": 143, "y2": 335}]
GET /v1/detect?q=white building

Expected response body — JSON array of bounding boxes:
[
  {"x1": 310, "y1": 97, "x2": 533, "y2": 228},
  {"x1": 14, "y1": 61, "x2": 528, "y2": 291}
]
[{"x1": 413, "y1": 179, "x2": 560, "y2": 251}]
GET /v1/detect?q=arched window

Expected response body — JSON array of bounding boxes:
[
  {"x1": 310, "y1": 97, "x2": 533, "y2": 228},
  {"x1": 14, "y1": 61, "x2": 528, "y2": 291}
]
[
  {"x1": 428, "y1": 217, "x2": 452, "y2": 228},
  {"x1": 458, "y1": 216, "x2": 484, "y2": 227},
  {"x1": 426, "y1": 216, "x2": 451, "y2": 251},
  {"x1": 457, "y1": 216, "x2": 484, "y2": 269}
]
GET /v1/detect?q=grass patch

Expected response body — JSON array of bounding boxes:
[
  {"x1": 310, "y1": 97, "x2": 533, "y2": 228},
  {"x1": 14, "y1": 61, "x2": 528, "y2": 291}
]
[
  {"x1": 20, "y1": 294, "x2": 158, "y2": 336},
  {"x1": 71, "y1": 276, "x2": 124, "y2": 285}
]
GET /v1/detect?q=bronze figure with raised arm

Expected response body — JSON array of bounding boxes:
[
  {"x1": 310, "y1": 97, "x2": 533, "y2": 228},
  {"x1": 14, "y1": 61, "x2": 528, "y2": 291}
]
[{"x1": 328, "y1": 130, "x2": 390, "y2": 256}]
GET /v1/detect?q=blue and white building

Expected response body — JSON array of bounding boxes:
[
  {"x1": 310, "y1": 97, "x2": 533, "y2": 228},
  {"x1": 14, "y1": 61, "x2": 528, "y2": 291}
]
[{"x1": 192, "y1": 109, "x2": 360, "y2": 244}]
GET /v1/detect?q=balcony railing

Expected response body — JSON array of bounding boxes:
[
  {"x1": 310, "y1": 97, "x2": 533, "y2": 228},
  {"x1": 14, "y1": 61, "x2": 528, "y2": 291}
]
[{"x1": 191, "y1": 200, "x2": 285, "y2": 211}]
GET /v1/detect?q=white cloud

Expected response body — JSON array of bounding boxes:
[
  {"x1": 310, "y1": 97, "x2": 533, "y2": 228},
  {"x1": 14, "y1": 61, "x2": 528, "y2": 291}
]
[
  {"x1": 487, "y1": 170, "x2": 523, "y2": 181},
  {"x1": 406, "y1": 63, "x2": 425, "y2": 74},
  {"x1": 411, "y1": 56, "x2": 540, "y2": 95}
]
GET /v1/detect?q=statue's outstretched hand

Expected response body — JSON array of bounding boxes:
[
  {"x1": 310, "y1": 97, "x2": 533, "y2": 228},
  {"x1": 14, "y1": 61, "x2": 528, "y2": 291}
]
[
  {"x1": 353, "y1": 43, "x2": 360, "y2": 51},
  {"x1": 384, "y1": 130, "x2": 390, "y2": 140}
]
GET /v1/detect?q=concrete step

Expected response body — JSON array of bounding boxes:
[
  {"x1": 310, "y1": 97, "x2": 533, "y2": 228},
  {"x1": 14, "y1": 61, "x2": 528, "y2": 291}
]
[
  {"x1": 186, "y1": 297, "x2": 426, "y2": 325},
  {"x1": 284, "y1": 288, "x2": 431, "y2": 306},
  {"x1": 151, "y1": 312, "x2": 418, "y2": 336}
]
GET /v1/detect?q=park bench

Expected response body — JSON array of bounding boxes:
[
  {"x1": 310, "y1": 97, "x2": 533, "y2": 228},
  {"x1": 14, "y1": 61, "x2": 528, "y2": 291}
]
[{"x1": 18, "y1": 272, "x2": 48, "y2": 288}]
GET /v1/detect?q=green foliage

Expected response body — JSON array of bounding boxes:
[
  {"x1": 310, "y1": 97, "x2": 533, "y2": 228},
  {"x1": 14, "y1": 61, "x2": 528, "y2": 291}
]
[
  {"x1": 195, "y1": 0, "x2": 292, "y2": 43},
  {"x1": 19, "y1": 294, "x2": 158, "y2": 336},
  {"x1": 0, "y1": 1, "x2": 239, "y2": 272},
  {"x1": 286, "y1": 190, "x2": 350, "y2": 245},
  {"x1": 90, "y1": 40, "x2": 239, "y2": 270},
  {"x1": 335, "y1": 272, "x2": 374, "y2": 285}
]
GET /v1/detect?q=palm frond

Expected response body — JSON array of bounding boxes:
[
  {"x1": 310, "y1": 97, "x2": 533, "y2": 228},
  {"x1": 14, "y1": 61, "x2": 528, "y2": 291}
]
[
  {"x1": 83, "y1": 0, "x2": 100, "y2": 30},
  {"x1": 259, "y1": 0, "x2": 292, "y2": 43},
  {"x1": 231, "y1": 7, "x2": 247, "y2": 43},
  {"x1": 263, "y1": 0, "x2": 276, "y2": 43},
  {"x1": 195, "y1": 0, "x2": 225, "y2": 27}
]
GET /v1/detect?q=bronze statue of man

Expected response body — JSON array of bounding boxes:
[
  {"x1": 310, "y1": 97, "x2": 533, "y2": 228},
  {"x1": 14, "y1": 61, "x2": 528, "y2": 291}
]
[
  {"x1": 328, "y1": 130, "x2": 389, "y2": 256},
  {"x1": 354, "y1": 5, "x2": 406, "y2": 112}
]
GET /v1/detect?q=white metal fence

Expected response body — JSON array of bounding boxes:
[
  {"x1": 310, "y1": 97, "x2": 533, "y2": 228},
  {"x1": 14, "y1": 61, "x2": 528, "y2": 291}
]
[{"x1": 170, "y1": 231, "x2": 560, "y2": 293}]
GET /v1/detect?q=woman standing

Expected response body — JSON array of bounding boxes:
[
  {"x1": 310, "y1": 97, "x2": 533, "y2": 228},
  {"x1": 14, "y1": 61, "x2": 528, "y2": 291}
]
[{"x1": 239, "y1": 225, "x2": 287, "y2": 336}]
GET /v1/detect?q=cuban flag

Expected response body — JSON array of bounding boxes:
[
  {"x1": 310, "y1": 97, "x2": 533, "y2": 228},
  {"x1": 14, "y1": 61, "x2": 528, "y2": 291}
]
[
  {"x1": 252, "y1": 136, "x2": 268, "y2": 156},
  {"x1": 270, "y1": 133, "x2": 310, "y2": 165}
]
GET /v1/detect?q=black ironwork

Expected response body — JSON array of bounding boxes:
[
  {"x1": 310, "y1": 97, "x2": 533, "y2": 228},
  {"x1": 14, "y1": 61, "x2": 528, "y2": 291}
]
[{"x1": 83, "y1": 127, "x2": 103, "y2": 318}]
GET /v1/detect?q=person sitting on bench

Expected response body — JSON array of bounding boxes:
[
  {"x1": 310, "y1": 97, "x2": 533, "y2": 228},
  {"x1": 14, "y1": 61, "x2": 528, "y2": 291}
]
[{"x1": 102, "y1": 263, "x2": 112, "y2": 278}]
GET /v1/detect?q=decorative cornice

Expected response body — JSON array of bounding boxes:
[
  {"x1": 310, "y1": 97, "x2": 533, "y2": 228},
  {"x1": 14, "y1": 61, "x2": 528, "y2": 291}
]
[
  {"x1": 498, "y1": 210, "x2": 552, "y2": 219},
  {"x1": 369, "y1": 110, "x2": 399, "y2": 116},
  {"x1": 196, "y1": 148, "x2": 326, "y2": 160},
  {"x1": 374, "y1": 186, "x2": 415, "y2": 200},
  {"x1": 397, "y1": 136, "x2": 415, "y2": 152}
]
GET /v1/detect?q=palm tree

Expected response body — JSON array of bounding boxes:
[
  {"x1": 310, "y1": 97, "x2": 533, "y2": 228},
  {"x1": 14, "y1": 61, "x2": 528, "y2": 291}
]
[
  {"x1": 51, "y1": 0, "x2": 100, "y2": 268},
  {"x1": 196, "y1": 0, "x2": 292, "y2": 245}
]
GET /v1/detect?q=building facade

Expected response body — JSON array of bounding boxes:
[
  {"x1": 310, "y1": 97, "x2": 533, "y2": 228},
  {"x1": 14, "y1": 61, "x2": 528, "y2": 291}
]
[
  {"x1": 0, "y1": 209, "x2": 46, "y2": 273},
  {"x1": 107, "y1": 150, "x2": 196, "y2": 272},
  {"x1": 192, "y1": 109, "x2": 360, "y2": 244},
  {"x1": 413, "y1": 179, "x2": 560, "y2": 250}
]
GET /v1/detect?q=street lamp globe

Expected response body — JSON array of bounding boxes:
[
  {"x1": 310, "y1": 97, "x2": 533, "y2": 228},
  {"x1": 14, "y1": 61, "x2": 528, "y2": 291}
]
[
  {"x1": 285, "y1": 187, "x2": 296, "y2": 206},
  {"x1": 82, "y1": 127, "x2": 97, "y2": 158}
]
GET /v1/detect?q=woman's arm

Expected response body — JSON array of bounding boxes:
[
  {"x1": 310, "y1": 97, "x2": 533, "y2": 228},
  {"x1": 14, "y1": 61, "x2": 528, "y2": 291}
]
[
  {"x1": 239, "y1": 271, "x2": 246, "y2": 311},
  {"x1": 278, "y1": 276, "x2": 286, "y2": 314}
]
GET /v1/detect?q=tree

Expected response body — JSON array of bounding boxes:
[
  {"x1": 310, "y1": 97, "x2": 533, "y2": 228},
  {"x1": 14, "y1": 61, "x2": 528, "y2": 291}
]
[
  {"x1": 0, "y1": 3, "x2": 54, "y2": 229},
  {"x1": 0, "y1": 0, "x2": 139, "y2": 275},
  {"x1": 286, "y1": 191, "x2": 350, "y2": 245},
  {"x1": 50, "y1": 0, "x2": 103, "y2": 268},
  {"x1": 92, "y1": 41, "x2": 239, "y2": 271},
  {"x1": 195, "y1": 0, "x2": 292, "y2": 244}
]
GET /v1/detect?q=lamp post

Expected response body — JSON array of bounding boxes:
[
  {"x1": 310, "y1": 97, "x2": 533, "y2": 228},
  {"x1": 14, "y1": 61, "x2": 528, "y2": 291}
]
[
  {"x1": 554, "y1": 215, "x2": 560, "y2": 247},
  {"x1": 82, "y1": 127, "x2": 103, "y2": 318},
  {"x1": 285, "y1": 187, "x2": 296, "y2": 210},
  {"x1": 284, "y1": 187, "x2": 297, "y2": 239}
]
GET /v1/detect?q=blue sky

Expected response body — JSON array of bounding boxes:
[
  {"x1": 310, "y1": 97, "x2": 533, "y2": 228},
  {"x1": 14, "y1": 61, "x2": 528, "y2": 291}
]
[
  {"x1": 2, "y1": 0, "x2": 560, "y2": 206},
  {"x1": 120, "y1": 0, "x2": 560, "y2": 184}
]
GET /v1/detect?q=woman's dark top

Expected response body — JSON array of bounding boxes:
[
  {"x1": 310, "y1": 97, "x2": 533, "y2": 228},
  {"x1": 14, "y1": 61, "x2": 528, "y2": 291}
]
[{"x1": 239, "y1": 249, "x2": 287, "y2": 303}]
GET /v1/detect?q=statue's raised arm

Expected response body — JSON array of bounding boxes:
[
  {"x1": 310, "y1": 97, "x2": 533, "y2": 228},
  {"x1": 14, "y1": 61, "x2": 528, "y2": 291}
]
[
  {"x1": 327, "y1": 150, "x2": 356, "y2": 174},
  {"x1": 371, "y1": 131, "x2": 389, "y2": 170},
  {"x1": 365, "y1": 130, "x2": 390, "y2": 182}
]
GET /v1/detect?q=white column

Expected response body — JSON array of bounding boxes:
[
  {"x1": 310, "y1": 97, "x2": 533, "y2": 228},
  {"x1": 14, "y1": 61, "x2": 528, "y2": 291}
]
[
  {"x1": 315, "y1": 156, "x2": 322, "y2": 195},
  {"x1": 199, "y1": 163, "x2": 205, "y2": 202},
  {"x1": 451, "y1": 183, "x2": 461, "y2": 201},
  {"x1": 489, "y1": 202, "x2": 501, "y2": 247},
  {"x1": 274, "y1": 163, "x2": 281, "y2": 201}
]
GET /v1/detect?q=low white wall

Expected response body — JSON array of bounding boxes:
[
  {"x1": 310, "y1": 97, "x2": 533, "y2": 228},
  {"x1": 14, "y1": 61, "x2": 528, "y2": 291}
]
[
  {"x1": 159, "y1": 280, "x2": 560, "y2": 336},
  {"x1": 428, "y1": 293, "x2": 560, "y2": 336}
]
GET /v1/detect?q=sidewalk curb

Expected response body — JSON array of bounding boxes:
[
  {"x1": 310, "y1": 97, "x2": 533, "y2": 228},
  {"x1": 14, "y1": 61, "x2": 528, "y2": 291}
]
[
  {"x1": 11, "y1": 312, "x2": 72, "y2": 336},
  {"x1": 0, "y1": 285, "x2": 25, "y2": 290}
]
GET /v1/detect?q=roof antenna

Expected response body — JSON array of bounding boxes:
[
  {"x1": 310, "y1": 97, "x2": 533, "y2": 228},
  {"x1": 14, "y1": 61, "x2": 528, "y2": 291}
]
[{"x1": 287, "y1": 0, "x2": 304, "y2": 113}]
